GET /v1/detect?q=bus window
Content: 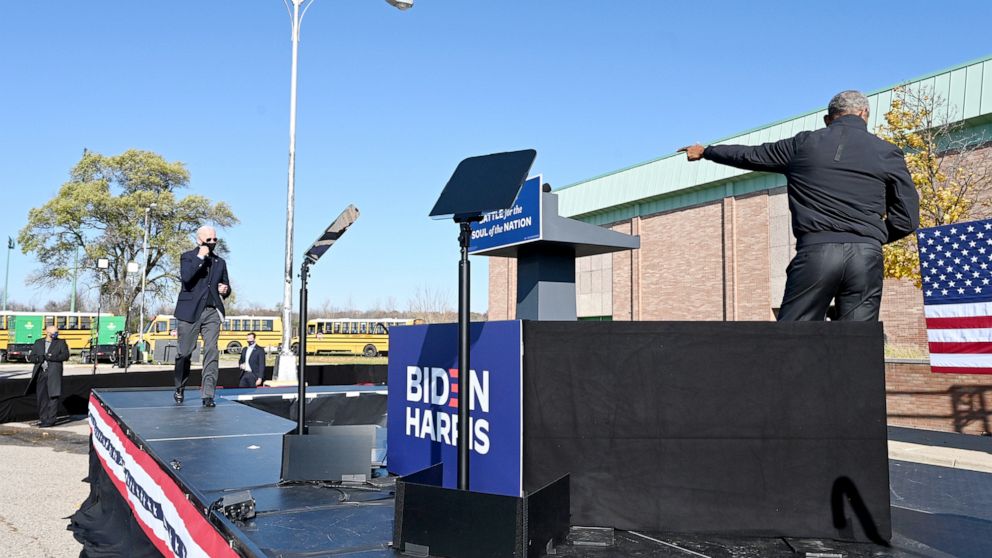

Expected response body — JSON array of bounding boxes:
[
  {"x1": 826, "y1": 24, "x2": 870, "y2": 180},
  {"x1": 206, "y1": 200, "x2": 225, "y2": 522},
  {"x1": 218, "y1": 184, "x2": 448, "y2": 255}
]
[
  {"x1": 252, "y1": 319, "x2": 260, "y2": 331},
  {"x1": 169, "y1": 319, "x2": 177, "y2": 331},
  {"x1": 308, "y1": 324, "x2": 316, "y2": 335},
  {"x1": 46, "y1": 316, "x2": 55, "y2": 327},
  {"x1": 81, "y1": 317, "x2": 91, "y2": 330},
  {"x1": 262, "y1": 320, "x2": 273, "y2": 332},
  {"x1": 375, "y1": 323, "x2": 386, "y2": 335},
  {"x1": 360, "y1": 322, "x2": 368, "y2": 334},
  {"x1": 68, "y1": 316, "x2": 78, "y2": 329},
  {"x1": 223, "y1": 320, "x2": 231, "y2": 331}
]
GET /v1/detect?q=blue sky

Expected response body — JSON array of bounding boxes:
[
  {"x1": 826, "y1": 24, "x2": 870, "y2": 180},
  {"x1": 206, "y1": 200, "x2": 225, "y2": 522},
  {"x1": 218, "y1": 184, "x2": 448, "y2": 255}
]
[{"x1": 1, "y1": 1, "x2": 990, "y2": 313}]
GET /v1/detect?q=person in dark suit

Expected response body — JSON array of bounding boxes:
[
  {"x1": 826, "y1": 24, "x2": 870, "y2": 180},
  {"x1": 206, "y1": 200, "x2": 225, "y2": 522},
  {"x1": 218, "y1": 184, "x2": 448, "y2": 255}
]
[
  {"x1": 28, "y1": 325, "x2": 70, "y2": 427},
  {"x1": 173, "y1": 225, "x2": 231, "y2": 407},
  {"x1": 238, "y1": 332, "x2": 266, "y2": 388}
]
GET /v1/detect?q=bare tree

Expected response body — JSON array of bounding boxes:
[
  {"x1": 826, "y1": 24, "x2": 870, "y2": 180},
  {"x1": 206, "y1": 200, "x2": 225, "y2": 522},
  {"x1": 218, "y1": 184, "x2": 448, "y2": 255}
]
[{"x1": 407, "y1": 284, "x2": 455, "y2": 323}]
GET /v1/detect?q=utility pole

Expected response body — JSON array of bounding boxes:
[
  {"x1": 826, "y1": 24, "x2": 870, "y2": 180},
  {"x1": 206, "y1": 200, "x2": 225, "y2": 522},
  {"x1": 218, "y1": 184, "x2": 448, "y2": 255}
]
[
  {"x1": 70, "y1": 247, "x2": 78, "y2": 312},
  {"x1": 3, "y1": 237, "x2": 13, "y2": 312}
]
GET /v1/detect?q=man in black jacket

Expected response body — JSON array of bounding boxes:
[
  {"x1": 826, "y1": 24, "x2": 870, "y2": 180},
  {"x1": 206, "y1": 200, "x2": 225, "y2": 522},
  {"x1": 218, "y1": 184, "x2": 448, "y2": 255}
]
[
  {"x1": 27, "y1": 325, "x2": 70, "y2": 427},
  {"x1": 237, "y1": 332, "x2": 266, "y2": 388},
  {"x1": 680, "y1": 90, "x2": 920, "y2": 321},
  {"x1": 173, "y1": 225, "x2": 231, "y2": 406}
]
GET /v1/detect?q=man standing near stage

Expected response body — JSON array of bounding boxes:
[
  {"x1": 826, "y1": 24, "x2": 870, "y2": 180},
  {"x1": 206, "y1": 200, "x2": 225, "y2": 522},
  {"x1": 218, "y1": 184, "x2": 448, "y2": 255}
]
[
  {"x1": 173, "y1": 225, "x2": 231, "y2": 407},
  {"x1": 238, "y1": 332, "x2": 266, "y2": 388},
  {"x1": 27, "y1": 325, "x2": 69, "y2": 427},
  {"x1": 680, "y1": 90, "x2": 919, "y2": 321}
]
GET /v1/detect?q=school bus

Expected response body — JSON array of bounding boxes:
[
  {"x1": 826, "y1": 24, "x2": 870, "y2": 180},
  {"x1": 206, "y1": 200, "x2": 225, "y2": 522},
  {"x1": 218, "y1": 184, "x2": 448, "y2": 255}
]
[
  {"x1": 133, "y1": 314, "x2": 284, "y2": 354},
  {"x1": 2, "y1": 311, "x2": 118, "y2": 361},
  {"x1": 0, "y1": 313, "x2": 10, "y2": 361},
  {"x1": 292, "y1": 318, "x2": 421, "y2": 357}
]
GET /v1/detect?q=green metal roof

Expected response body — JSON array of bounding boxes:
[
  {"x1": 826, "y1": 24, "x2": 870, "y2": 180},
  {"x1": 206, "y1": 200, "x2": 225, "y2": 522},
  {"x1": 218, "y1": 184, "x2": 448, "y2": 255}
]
[{"x1": 558, "y1": 54, "x2": 992, "y2": 224}]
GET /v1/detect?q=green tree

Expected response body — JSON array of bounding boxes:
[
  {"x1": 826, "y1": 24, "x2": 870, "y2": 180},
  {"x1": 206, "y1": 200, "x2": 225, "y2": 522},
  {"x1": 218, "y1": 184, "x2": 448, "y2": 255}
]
[
  {"x1": 18, "y1": 149, "x2": 238, "y2": 321},
  {"x1": 877, "y1": 86, "x2": 992, "y2": 286}
]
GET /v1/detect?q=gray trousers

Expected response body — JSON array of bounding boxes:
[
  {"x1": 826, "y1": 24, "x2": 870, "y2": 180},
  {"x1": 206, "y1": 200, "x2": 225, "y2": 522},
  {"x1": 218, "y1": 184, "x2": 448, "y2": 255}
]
[
  {"x1": 175, "y1": 307, "x2": 222, "y2": 398},
  {"x1": 778, "y1": 242, "x2": 884, "y2": 322}
]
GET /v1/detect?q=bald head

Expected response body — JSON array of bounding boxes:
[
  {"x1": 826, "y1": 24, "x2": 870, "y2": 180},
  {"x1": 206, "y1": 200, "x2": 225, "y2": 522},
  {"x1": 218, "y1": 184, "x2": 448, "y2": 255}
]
[{"x1": 196, "y1": 226, "x2": 217, "y2": 244}]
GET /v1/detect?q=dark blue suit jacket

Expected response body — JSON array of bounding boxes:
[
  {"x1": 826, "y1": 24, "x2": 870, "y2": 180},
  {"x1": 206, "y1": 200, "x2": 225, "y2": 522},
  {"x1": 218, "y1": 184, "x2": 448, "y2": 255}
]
[
  {"x1": 238, "y1": 343, "x2": 266, "y2": 381},
  {"x1": 174, "y1": 247, "x2": 230, "y2": 323}
]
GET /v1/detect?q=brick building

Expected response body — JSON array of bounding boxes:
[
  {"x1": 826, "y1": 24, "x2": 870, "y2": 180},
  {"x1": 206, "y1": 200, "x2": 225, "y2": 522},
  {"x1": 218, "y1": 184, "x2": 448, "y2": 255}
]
[{"x1": 489, "y1": 55, "x2": 992, "y2": 357}]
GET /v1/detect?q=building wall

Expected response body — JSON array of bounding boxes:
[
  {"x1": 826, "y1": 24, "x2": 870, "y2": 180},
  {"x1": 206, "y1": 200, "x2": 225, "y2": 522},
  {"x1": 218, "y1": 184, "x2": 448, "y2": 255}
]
[
  {"x1": 576, "y1": 253, "x2": 612, "y2": 318},
  {"x1": 886, "y1": 360, "x2": 992, "y2": 434},
  {"x1": 638, "y1": 202, "x2": 725, "y2": 320}
]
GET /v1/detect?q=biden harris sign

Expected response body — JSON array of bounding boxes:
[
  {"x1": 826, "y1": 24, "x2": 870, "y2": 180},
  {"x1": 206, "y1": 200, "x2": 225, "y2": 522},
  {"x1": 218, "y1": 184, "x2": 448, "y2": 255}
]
[{"x1": 387, "y1": 320, "x2": 523, "y2": 497}]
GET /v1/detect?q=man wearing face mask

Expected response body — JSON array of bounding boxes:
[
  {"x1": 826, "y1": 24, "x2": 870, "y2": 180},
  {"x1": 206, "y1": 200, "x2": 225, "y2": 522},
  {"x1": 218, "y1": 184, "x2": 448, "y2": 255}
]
[
  {"x1": 27, "y1": 325, "x2": 70, "y2": 427},
  {"x1": 173, "y1": 225, "x2": 231, "y2": 407},
  {"x1": 238, "y1": 332, "x2": 266, "y2": 388}
]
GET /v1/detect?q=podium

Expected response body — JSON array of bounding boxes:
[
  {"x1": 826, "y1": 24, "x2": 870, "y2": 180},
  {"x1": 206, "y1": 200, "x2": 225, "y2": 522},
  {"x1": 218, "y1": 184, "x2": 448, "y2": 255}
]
[{"x1": 468, "y1": 177, "x2": 639, "y2": 320}]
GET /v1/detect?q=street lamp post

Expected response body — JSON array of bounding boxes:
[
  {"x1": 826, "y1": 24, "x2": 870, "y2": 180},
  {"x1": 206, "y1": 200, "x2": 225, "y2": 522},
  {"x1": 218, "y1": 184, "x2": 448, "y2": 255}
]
[
  {"x1": 124, "y1": 261, "x2": 139, "y2": 373},
  {"x1": 139, "y1": 203, "x2": 156, "y2": 363},
  {"x1": 92, "y1": 258, "x2": 110, "y2": 375},
  {"x1": 275, "y1": 0, "x2": 414, "y2": 381},
  {"x1": 3, "y1": 237, "x2": 12, "y2": 312}
]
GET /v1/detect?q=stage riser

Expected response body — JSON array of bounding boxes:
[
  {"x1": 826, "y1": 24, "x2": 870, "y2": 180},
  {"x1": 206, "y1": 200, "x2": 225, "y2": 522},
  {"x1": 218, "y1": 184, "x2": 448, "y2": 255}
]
[{"x1": 520, "y1": 321, "x2": 891, "y2": 543}]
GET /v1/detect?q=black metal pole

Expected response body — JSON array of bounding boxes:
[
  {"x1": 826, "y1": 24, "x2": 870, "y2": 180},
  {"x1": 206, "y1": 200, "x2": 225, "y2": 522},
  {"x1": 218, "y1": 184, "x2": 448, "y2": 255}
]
[
  {"x1": 457, "y1": 220, "x2": 471, "y2": 490},
  {"x1": 92, "y1": 300, "x2": 101, "y2": 375},
  {"x1": 296, "y1": 260, "x2": 310, "y2": 435}
]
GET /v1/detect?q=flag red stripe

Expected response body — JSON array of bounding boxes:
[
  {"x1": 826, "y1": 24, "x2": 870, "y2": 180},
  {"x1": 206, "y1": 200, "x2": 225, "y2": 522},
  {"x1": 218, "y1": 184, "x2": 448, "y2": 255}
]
[
  {"x1": 929, "y1": 365, "x2": 992, "y2": 374},
  {"x1": 925, "y1": 315, "x2": 992, "y2": 329},
  {"x1": 928, "y1": 342, "x2": 992, "y2": 354}
]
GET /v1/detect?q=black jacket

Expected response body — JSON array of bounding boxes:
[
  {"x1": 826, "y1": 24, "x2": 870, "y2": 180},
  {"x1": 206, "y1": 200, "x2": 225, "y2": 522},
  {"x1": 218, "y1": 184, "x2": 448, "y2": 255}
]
[
  {"x1": 175, "y1": 248, "x2": 230, "y2": 323},
  {"x1": 27, "y1": 337, "x2": 70, "y2": 399},
  {"x1": 703, "y1": 115, "x2": 920, "y2": 247},
  {"x1": 238, "y1": 343, "x2": 266, "y2": 382}
]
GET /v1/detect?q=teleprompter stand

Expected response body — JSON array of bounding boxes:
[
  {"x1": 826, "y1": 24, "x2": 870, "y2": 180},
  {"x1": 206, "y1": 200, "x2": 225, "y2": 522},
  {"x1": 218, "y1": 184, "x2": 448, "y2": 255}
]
[
  {"x1": 280, "y1": 205, "x2": 371, "y2": 482},
  {"x1": 391, "y1": 150, "x2": 570, "y2": 557}
]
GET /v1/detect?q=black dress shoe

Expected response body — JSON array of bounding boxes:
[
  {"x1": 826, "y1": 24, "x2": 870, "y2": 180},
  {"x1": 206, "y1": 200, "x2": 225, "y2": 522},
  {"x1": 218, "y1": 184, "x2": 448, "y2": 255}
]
[
  {"x1": 38, "y1": 422, "x2": 55, "y2": 428},
  {"x1": 202, "y1": 397, "x2": 216, "y2": 408},
  {"x1": 174, "y1": 389, "x2": 184, "y2": 405}
]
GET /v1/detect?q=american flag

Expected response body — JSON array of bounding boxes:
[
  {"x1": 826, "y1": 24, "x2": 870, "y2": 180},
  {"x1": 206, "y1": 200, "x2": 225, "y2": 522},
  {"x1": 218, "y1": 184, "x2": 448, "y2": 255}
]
[{"x1": 919, "y1": 218, "x2": 992, "y2": 374}]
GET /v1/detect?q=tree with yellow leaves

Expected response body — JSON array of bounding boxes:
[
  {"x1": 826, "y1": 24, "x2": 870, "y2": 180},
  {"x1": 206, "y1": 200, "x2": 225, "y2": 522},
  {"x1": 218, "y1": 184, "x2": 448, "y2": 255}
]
[{"x1": 877, "y1": 86, "x2": 992, "y2": 286}]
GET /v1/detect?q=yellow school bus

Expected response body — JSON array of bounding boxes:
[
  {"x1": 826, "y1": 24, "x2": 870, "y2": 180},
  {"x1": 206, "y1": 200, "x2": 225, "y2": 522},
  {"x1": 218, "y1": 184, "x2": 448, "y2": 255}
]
[
  {"x1": 292, "y1": 318, "x2": 421, "y2": 357},
  {"x1": 133, "y1": 314, "x2": 284, "y2": 354},
  {"x1": 0, "y1": 312, "x2": 9, "y2": 361}
]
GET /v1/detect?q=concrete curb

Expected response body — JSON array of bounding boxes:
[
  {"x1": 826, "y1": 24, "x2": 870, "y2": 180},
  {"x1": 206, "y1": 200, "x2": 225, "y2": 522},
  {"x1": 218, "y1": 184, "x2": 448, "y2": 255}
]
[{"x1": 888, "y1": 440, "x2": 992, "y2": 474}]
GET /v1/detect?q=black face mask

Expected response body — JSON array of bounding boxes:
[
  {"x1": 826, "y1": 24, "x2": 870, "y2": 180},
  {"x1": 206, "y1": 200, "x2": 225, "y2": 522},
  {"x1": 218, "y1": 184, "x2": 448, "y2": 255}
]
[{"x1": 204, "y1": 242, "x2": 217, "y2": 253}]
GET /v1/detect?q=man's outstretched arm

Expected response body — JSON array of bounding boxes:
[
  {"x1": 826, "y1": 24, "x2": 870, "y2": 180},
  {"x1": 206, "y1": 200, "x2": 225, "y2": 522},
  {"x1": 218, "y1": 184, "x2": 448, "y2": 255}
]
[{"x1": 679, "y1": 135, "x2": 800, "y2": 174}]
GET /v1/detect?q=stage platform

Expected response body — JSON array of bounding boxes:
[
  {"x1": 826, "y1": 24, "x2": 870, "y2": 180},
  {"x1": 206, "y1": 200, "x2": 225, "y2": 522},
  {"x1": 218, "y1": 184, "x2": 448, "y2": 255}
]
[{"x1": 72, "y1": 387, "x2": 991, "y2": 558}]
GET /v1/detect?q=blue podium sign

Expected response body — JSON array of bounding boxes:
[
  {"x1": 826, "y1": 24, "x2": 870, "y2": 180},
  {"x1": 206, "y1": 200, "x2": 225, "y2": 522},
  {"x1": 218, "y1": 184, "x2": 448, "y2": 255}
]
[
  {"x1": 387, "y1": 320, "x2": 523, "y2": 497},
  {"x1": 468, "y1": 176, "x2": 542, "y2": 254}
]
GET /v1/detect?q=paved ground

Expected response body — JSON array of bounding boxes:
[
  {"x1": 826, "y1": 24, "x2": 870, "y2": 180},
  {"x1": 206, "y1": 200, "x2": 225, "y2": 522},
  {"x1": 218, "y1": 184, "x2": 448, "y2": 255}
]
[
  {"x1": 0, "y1": 413, "x2": 989, "y2": 558},
  {"x1": 0, "y1": 362, "x2": 174, "y2": 381},
  {"x1": 0, "y1": 418, "x2": 89, "y2": 558}
]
